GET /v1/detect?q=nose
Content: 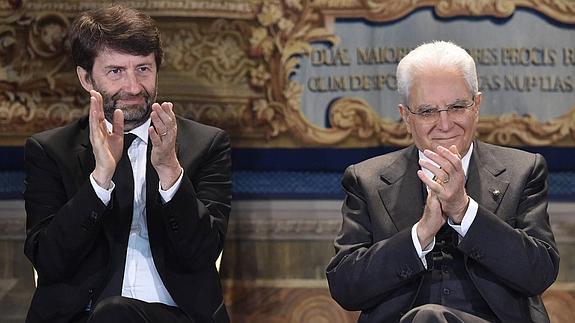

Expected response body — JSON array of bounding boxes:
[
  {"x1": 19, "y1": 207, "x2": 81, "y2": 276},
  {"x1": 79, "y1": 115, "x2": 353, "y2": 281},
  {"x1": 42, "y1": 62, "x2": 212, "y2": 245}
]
[
  {"x1": 124, "y1": 70, "x2": 142, "y2": 94},
  {"x1": 436, "y1": 110, "x2": 452, "y2": 131}
]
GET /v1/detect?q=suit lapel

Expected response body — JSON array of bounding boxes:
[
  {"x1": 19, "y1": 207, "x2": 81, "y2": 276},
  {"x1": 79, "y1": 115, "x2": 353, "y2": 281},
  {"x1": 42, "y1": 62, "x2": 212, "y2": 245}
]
[
  {"x1": 466, "y1": 141, "x2": 509, "y2": 215},
  {"x1": 144, "y1": 127, "x2": 182, "y2": 213},
  {"x1": 76, "y1": 126, "x2": 95, "y2": 185},
  {"x1": 376, "y1": 141, "x2": 510, "y2": 231},
  {"x1": 74, "y1": 121, "x2": 119, "y2": 249},
  {"x1": 145, "y1": 139, "x2": 160, "y2": 215},
  {"x1": 145, "y1": 139, "x2": 167, "y2": 269},
  {"x1": 378, "y1": 146, "x2": 425, "y2": 231}
]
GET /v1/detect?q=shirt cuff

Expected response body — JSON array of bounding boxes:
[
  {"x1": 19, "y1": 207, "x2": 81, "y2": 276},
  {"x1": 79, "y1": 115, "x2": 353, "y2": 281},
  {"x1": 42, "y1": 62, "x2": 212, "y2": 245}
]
[
  {"x1": 159, "y1": 168, "x2": 184, "y2": 204},
  {"x1": 412, "y1": 223, "x2": 435, "y2": 269},
  {"x1": 90, "y1": 172, "x2": 114, "y2": 206},
  {"x1": 447, "y1": 196, "x2": 478, "y2": 238}
]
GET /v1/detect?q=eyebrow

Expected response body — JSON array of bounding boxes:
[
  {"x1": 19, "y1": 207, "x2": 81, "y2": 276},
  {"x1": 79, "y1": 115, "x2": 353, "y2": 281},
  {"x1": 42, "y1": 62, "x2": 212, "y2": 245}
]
[
  {"x1": 448, "y1": 98, "x2": 471, "y2": 105},
  {"x1": 415, "y1": 98, "x2": 470, "y2": 110},
  {"x1": 103, "y1": 63, "x2": 154, "y2": 70}
]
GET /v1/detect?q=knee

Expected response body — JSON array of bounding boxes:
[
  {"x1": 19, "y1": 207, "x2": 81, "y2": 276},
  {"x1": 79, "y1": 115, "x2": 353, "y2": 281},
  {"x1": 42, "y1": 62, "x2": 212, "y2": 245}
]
[
  {"x1": 401, "y1": 304, "x2": 448, "y2": 323},
  {"x1": 88, "y1": 296, "x2": 137, "y2": 322},
  {"x1": 414, "y1": 304, "x2": 447, "y2": 314}
]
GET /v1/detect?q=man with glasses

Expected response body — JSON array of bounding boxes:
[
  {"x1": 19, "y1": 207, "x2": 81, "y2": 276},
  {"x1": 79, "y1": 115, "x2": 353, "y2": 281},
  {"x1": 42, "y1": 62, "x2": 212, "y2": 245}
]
[{"x1": 326, "y1": 41, "x2": 559, "y2": 322}]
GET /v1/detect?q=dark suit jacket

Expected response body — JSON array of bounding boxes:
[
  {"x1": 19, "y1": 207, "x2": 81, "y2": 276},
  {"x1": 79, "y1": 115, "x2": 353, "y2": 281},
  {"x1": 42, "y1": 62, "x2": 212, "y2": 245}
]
[
  {"x1": 24, "y1": 115, "x2": 231, "y2": 323},
  {"x1": 326, "y1": 141, "x2": 559, "y2": 323}
]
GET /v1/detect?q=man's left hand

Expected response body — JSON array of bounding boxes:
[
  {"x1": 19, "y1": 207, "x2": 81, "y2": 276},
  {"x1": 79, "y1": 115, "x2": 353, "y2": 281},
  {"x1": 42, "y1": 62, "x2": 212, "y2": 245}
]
[
  {"x1": 149, "y1": 101, "x2": 182, "y2": 190},
  {"x1": 418, "y1": 145, "x2": 469, "y2": 224}
]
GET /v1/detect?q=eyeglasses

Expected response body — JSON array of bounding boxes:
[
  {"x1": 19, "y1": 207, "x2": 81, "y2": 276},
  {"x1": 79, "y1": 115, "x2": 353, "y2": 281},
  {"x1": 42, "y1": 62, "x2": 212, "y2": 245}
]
[{"x1": 405, "y1": 95, "x2": 476, "y2": 122}]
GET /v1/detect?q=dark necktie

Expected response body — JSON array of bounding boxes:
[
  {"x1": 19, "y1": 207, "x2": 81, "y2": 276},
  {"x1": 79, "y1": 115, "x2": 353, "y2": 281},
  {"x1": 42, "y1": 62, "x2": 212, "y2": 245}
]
[
  {"x1": 97, "y1": 133, "x2": 137, "y2": 301},
  {"x1": 113, "y1": 133, "x2": 137, "y2": 211}
]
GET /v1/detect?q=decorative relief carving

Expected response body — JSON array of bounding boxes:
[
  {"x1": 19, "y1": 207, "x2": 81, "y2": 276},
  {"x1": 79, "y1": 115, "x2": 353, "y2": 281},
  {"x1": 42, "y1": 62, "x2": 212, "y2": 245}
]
[
  {"x1": 478, "y1": 108, "x2": 575, "y2": 146},
  {"x1": 0, "y1": 10, "x2": 85, "y2": 143},
  {"x1": 434, "y1": 0, "x2": 518, "y2": 17},
  {"x1": 245, "y1": 0, "x2": 575, "y2": 147},
  {"x1": 0, "y1": 0, "x2": 254, "y2": 18},
  {"x1": 174, "y1": 101, "x2": 253, "y2": 133},
  {"x1": 312, "y1": 0, "x2": 575, "y2": 23},
  {"x1": 0, "y1": 99, "x2": 86, "y2": 135},
  {"x1": 0, "y1": 0, "x2": 574, "y2": 147},
  {"x1": 247, "y1": 0, "x2": 346, "y2": 144},
  {"x1": 329, "y1": 97, "x2": 410, "y2": 146},
  {"x1": 163, "y1": 19, "x2": 255, "y2": 86},
  {"x1": 325, "y1": 97, "x2": 575, "y2": 147},
  {"x1": 0, "y1": 9, "x2": 259, "y2": 144}
]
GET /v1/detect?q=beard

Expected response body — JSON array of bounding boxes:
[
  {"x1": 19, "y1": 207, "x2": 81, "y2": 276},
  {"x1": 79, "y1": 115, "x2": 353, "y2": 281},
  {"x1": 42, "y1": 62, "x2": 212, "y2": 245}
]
[{"x1": 94, "y1": 85, "x2": 156, "y2": 131}]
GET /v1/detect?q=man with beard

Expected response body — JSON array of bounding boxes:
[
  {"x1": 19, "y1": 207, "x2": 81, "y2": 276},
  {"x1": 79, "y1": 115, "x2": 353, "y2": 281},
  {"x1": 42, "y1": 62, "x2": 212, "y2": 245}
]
[{"x1": 23, "y1": 5, "x2": 231, "y2": 323}]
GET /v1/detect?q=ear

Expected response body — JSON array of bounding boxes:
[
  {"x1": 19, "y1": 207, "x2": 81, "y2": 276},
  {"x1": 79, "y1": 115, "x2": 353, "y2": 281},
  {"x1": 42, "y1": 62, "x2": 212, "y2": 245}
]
[
  {"x1": 473, "y1": 92, "x2": 482, "y2": 120},
  {"x1": 398, "y1": 104, "x2": 412, "y2": 134},
  {"x1": 474, "y1": 92, "x2": 482, "y2": 110},
  {"x1": 76, "y1": 66, "x2": 94, "y2": 92}
]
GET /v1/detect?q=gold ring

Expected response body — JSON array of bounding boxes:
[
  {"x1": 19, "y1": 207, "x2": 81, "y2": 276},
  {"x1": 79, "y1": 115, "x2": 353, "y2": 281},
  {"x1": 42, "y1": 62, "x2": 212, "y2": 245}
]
[
  {"x1": 160, "y1": 132, "x2": 168, "y2": 136},
  {"x1": 433, "y1": 175, "x2": 449, "y2": 184}
]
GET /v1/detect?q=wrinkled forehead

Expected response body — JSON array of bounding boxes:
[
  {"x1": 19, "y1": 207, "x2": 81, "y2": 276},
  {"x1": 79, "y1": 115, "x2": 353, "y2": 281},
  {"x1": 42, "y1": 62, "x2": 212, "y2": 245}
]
[{"x1": 409, "y1": 68, "x2": 473, "y2": 105}]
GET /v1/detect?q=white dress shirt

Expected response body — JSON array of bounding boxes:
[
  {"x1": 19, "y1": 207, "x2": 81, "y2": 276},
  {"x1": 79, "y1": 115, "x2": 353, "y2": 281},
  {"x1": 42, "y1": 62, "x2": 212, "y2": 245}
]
[
  {"x1": 410, "y1": 143, "x2": 479, "y2": 268},
  {"x1": 89, "y1": 118, "x2": 183, "y2": 306}
]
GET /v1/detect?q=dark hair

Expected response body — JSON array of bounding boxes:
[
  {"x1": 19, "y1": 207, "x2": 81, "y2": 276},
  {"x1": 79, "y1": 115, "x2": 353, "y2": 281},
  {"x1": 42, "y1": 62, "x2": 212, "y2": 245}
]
[{"x1": 69, "y1": 4, "x2": 163, "y2": 73}]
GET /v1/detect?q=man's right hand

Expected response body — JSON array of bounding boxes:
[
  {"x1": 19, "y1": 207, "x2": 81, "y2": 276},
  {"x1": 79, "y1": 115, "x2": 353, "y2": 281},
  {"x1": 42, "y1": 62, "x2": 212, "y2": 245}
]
[
  {"x1": 89, "y1": 90, "x2": 124, "y2": 189},
  {"x1": 415, "y1": 174, "x2": 446, "y2": 248}
]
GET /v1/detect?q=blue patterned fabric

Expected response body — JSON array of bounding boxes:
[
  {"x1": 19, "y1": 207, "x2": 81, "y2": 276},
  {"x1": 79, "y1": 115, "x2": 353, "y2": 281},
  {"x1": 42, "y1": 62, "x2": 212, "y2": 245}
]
[
  {"x1": 2, "y1": 145, "x2": 574, "y2": 200},
  {"x1": 232, "y1": 171, "x2": 344, "y2": 199},
  {"x1": 548, "y1": 172, "x2": 575, "y2": 200},
  {"x1": 0, "y1": 171, "x2": 25, "y2": 199},
  {"x1": 2, "y1": 170, "x2": 573, "y2": 200}
]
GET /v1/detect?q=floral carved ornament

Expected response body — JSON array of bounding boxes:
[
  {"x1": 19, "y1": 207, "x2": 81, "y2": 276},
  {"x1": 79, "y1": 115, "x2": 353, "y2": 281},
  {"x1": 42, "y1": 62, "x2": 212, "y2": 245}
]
[{"x1": 246, "y1": 0, "x2": 575, "y2": 147}]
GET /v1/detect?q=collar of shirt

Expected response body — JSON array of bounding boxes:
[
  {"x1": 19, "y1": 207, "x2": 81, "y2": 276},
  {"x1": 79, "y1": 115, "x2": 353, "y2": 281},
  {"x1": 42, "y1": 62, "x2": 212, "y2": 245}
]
[
  {"x1": 418, "y1": 142, "x2": 473, "y2": 181},
  {"x1": 104, "y1": 118, "x2": 151, "y2": 144}
]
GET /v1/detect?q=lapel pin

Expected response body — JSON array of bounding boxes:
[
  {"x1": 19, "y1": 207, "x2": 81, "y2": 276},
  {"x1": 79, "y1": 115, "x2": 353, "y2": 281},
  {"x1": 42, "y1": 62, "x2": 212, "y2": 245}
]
[{"x1": 490, "y1": 189, "x2": 501, "y2": 201}]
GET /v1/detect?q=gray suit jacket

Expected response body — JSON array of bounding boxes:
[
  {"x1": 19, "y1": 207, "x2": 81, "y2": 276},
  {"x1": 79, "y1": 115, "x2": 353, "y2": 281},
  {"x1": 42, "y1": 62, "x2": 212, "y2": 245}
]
[{"x1": 326, "y1": 141, "x2": 559, "y2": 323}]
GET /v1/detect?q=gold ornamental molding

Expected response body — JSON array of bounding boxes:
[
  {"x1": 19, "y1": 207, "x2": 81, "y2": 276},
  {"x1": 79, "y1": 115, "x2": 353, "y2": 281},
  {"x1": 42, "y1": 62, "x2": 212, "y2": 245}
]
[
  {"x1": 243, "y1": 0, "x2": 575, "y2": 147},
  {"x1": 0, "y1": 0, "x2": 574, "y2": 147},
  {"x1": 315, "y1": 0, "x2": 575, "y2": 24},
  {"x1": 0, "y1": 0, "x2": 257, "y2": 19}
]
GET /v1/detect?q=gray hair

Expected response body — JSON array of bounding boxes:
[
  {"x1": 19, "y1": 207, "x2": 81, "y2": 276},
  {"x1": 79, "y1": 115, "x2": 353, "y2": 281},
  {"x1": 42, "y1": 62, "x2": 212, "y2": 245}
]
[{"x1": 396, "y1": 41, "x2": 478, "y2": 105}]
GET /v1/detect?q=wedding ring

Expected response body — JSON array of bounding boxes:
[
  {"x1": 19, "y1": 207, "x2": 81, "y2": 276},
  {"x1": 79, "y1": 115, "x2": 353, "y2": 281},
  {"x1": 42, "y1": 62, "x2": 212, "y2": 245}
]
[
  {"x1": 433, "y1": 175, "x2": 450, "y2": 184},
  {"x1": 160, "y1": 131, "x2": 168, "y2": 136}
]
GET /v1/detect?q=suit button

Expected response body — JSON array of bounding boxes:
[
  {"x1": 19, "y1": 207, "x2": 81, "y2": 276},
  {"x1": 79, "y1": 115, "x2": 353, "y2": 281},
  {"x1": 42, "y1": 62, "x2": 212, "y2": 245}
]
[
  {"x1": 443, "y1": 288, "x2": 451, "y2": 295},
  {"x1": 88, "y1": 289, "x2": 94, "y2": 294}
]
